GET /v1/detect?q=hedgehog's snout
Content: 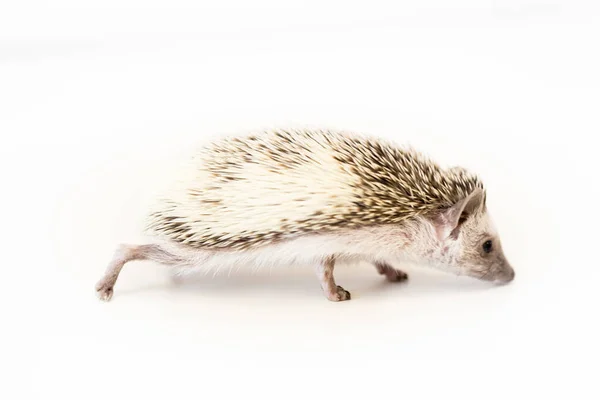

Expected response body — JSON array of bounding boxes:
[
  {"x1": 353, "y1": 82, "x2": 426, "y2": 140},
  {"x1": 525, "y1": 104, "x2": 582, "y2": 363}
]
[
  {"x1": 493, "y1": 263, "x2": 515, "y2": 285},
  {"x1": 474, "y1": 257, "x2": 514, "y2": 285}
]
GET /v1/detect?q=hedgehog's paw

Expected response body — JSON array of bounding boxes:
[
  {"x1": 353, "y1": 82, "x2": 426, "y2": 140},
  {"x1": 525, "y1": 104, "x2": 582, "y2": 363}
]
[
  {"x1": 326, "y1": 285, "x2": 351, "y2": 302},
  {"x1": 385, "y1": 269, "x2": 409, "y2": 283},
  {"x1": 95, "y1": 279, "x2": 115, "y2": 301},
  {"x1": 375, "y1": 262, "x2": 409, "y2": 283}
]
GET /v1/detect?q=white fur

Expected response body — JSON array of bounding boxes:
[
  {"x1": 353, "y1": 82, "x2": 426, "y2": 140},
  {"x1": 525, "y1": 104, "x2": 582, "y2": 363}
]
[{"x1": 146, "y1": 217, "x2": 461, "y2": 278}]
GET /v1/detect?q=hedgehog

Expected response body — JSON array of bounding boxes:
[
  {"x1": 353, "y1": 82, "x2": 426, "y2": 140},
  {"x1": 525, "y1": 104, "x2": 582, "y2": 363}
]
[{"x1": 95, "y1": 128, "x2": 514, "y2": 302}]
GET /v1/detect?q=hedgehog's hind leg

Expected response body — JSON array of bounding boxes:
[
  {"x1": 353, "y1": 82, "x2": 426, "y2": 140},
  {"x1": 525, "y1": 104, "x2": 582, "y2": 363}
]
[
  {"x1": 95, "y1": 243, "x2": 186, "y2": 301},
  {"x1": 374, "y1": 261, "x2": 409, "y2": 282},
  {"x1": 315, "y1": 256, "x2": 351, "y2": 302}
]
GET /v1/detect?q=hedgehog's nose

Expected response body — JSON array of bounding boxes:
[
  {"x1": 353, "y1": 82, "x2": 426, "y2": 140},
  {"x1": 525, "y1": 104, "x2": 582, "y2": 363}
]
[{"x1": 495, "y1": 265, "x2": 515, "y2": 285}]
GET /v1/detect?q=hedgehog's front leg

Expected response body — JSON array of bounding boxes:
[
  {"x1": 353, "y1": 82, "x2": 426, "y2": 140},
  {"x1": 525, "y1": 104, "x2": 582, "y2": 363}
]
[
  {"x1": 374, "y1": 261, "x2": 409, "y2": 282},
  {"x1": 315, "y1": 256, "x2": 351, "y2": 302}
]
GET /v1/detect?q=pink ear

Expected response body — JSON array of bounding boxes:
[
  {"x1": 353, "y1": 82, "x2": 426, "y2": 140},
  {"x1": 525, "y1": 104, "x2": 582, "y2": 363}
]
[
  {"x1": 432, "y1": 198, "x2": 468, "y2": 241},
  {"x1": 431, "y1": 188, "x2": 485, "y2": 241}
]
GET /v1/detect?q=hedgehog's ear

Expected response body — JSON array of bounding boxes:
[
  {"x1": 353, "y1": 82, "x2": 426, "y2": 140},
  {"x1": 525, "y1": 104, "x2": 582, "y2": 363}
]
[{"x1": 431, "y1": 188, "x2": 485, "y2": 241}]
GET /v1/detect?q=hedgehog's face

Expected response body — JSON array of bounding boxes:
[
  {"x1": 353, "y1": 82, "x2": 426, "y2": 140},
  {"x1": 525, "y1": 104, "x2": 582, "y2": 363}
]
[
  {"x1": 453, "y1": 210, "x2": 514, "y2": 284},
  {"x1": 430, "y1": 188, "x2": 515, "y2": 284}
]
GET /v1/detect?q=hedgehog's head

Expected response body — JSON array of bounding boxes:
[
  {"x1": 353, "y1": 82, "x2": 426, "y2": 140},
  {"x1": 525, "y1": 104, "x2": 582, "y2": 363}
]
[{"x1": 428, "y1": 188, "x2": 515, "y2": 284}]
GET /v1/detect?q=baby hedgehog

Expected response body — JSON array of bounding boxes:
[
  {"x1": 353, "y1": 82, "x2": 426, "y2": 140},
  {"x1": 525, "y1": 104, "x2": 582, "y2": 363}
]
[{"x1": 96, "y1": 128, "x2": 514, "y2": 302}]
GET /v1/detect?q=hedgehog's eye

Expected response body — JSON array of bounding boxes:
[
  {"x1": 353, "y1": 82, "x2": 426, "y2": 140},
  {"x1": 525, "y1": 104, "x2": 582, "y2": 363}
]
[{"x1": 482, "y1": 240, "x2": 493, "y2": 253}]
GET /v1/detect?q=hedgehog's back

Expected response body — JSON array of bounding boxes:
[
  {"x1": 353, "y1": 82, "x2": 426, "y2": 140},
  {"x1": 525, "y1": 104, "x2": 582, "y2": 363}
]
[{"x1": 145, "y1": 129, "x2": 483, "y2": 250}]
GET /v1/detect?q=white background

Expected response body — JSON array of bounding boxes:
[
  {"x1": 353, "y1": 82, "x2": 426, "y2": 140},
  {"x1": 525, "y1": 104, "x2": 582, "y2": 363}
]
[{"x1": 3, "y1": 1, "x2": 599, "y2": 399}]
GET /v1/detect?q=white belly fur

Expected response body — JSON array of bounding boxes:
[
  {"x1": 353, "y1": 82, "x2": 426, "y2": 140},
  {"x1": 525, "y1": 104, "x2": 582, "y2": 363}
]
[{"x1": 149, "y1": 224, "x2": 417, "y2": 276}]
